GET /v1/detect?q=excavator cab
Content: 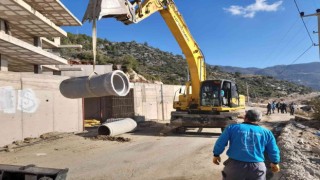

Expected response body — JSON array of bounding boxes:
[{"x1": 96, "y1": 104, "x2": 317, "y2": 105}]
[{"x1": 200, "y1": 80, "x2": 241, "y2": 109}]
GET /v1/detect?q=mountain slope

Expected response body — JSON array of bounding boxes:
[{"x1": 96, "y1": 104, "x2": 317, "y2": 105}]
[
  {"x1": 220, "y1": 62, "x2": 320, "y2": 90},
  {"x1": 60, "y1": 33, "x2": 313, "y2": 98}
]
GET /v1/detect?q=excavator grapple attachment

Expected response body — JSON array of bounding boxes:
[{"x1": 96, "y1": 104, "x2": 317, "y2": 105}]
[{"x1": 82, "y1": 0, "x2": 136, "y2": 24}]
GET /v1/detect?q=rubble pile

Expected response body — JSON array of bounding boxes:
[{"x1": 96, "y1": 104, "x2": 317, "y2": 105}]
[
  {"x1": 276, "y1": 121, "x2": 320, "y2": 179},
  {"x1": 88, "y1": 135, "x2": 131, "y2": 142}
]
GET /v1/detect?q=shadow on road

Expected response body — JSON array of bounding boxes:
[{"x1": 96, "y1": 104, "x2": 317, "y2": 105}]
[
  {"x1": 131, "y1": 121, "x2": 222, "y2": 138},
  {"x1": 77, "y1": 121, "x2": 222, "y2": 138},
  {"x1": 76, "y1": 127, "x2": 98, "y2": 137}
]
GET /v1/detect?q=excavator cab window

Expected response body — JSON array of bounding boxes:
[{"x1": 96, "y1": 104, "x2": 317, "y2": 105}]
[
  {"x1": 231, "y1": 83, "x2": 239, "y2": 107},
  {"x1": 200, "y1": 80, "x2": 221, "y2": 107},
  {"x1": 222, "y1": 81, "x2": 231, "y2": 107},
  {"x1": 221, "y1": 81, "x2": 240, "y2": 107}
]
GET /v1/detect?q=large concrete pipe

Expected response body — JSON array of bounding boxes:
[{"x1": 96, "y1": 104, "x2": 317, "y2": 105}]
[
  {"x1": 59, "y1": 70, "x2": 130, "y2": 98},
  {"x1": 98, "y1": 118, "x2": 137, "y2": 136}
]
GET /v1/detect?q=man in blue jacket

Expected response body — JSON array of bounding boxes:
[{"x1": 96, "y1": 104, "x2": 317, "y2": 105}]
[{"x1": 212, "y1": 109, "x2": 280, "y2": 180}]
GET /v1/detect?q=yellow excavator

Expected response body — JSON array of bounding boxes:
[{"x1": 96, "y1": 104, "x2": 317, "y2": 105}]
[{"x1": 83, "y1": 0, "x2": 245, "y2": 132}]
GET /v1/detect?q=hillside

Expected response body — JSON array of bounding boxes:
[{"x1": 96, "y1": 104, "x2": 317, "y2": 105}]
[
  {"x1": 220, "y1": 62, "x2": 320, "y2": 90},
  {"x1": 59, "y1": 33, "x2": 313, "y2": 98}
]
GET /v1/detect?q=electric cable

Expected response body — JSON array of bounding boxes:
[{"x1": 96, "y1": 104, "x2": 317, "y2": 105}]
[
  {"x1": 265, "y1": 25, "x2": 304, "y2": 67},
  {"x1": 273, "y1": 31, "x2": 310, "y2": 65},
  {"x1": 293, "y1": 0, "x2": 315, "y2": 45},
  {"x1": 262, "y1": 17, "x2": 300, "y2": 67},
  {"x1": 278, "y1": 44, "x2": 313, "y2": 75}
]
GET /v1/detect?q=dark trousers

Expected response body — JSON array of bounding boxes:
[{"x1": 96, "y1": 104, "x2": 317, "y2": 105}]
[
  {"x1": 222, "y1": 159, "x2": 266, "y2": 180},
  {"x1": 266, "y1": 109, "x2": 271, "y2": 115}
]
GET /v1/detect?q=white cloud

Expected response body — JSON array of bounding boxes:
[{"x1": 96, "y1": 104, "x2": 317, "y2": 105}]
[{"x1": 224, "y1": 0, "x2": 283, "y2": 18}]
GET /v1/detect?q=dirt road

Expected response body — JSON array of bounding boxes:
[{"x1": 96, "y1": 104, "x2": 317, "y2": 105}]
[{"x1": 0, "y1": 108, "x2": 293, "y2": 180}]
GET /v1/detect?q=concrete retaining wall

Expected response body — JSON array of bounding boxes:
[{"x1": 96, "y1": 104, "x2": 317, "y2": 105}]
[
  {"x1": 58, "y1": 64, "x2": 113, "y2": 77},
  {"x1": 0, "y1": 72, "x2": 83, "y2": 146},
  {"x1": 133, "y1": 83, "x2": 181, "y2": 121},
  {"x1": 0, "y1": 70, "x2": 184, "y2": 146}
]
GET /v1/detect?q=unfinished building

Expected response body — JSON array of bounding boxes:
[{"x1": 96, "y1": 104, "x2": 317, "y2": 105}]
[
  {"x1": 0, "y1": 0, "x2": 83, "y2": 146},
  {"x1": 0, "y1": 0, "x2": 181, "y2": 147}
]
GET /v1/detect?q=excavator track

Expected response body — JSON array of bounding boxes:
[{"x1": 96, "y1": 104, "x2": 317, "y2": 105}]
[{"x1": 170, "y1": 111, "x2": 239, "y2": 131}]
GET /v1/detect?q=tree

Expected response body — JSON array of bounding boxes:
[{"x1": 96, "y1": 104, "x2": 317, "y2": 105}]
[
  {"x1": 113, "y1": 55, "x2": 139, "y2": 73},
  {"x1": 212, "y1": 66, "x2": 221, "y2": 72},
  {"x1": 311, "y1": 97, "x2": 320, "y2": 120},
  {"x1": 235, "y1": 72, "x2": 241, "y2": 78}
]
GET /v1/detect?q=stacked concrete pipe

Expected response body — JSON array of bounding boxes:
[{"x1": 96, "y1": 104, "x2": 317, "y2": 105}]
[
  {"x1": 59, "y1": 70, "x2": 130, "y2": 98},
  {"x1": 98, "y1": 118, "x2": 137, "y2": 136}
]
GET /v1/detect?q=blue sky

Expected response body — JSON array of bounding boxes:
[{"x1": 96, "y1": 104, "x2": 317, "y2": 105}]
[{"x1": 61, "y1": 0, "x2": 320, "y2": 68}]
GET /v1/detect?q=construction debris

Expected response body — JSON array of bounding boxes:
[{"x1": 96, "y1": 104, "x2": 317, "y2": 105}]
[
  {"x1": 84, "y1": 119, "x2": 101, "y2": 127},
  {"x1": 87, "y1": 135, "x2": 131, "y2": 142},
  {"x1": 275, "y1": 120, "x2": 320, "y2": 179}
]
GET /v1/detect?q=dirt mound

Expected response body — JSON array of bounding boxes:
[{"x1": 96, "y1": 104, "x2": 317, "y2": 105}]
[
  {"x1": 276, "y1": 120, "x2": 320, "y2": 179},
  {"x1": 1, "y1": 132, "x2": 69, "y2": 152},
  {"x1": 88, "y1": 135, "x2": 131, "y2": 142}
]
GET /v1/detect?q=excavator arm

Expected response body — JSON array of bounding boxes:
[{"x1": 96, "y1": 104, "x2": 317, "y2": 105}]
[
  {"x1": 83, "y1": 0, "x2": 206, "y2": 109},
  {"x1": 83, "y1": 0, "x2": 245, "y2": 132}
]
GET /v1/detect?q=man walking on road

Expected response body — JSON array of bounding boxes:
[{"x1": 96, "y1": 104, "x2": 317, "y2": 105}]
[{"x1": 212, "y1": 109, "x2": 280, "y2": 180}]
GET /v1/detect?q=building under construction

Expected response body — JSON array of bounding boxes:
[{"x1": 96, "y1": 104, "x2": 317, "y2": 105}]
[{"x1": 0, "y1": 0, "x2": 180, "y2": 147}]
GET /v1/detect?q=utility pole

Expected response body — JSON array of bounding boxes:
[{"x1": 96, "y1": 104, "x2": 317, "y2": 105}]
[
  {"x1": 246, "y1": 82, "x2": 250, "y2": 104},
  {"x1": 300, "y1": 9, "x2": 320, "y2": 52}
]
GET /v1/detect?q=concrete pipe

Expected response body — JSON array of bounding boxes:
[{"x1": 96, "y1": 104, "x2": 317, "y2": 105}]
[
  {"x1": 98, "y1": 118, "x2": 137, "y2": 136},
  {"x1": 59, "y1": 70, "x2": 130, "y2": 99}
]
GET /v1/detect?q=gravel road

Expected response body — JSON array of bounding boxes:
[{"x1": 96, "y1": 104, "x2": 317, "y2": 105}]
[{"x1": 0, "y1": 107, "x2": 295, "y2": 180}]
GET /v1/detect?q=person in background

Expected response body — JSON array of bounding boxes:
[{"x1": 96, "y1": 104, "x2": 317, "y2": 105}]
[
  {"x1": 290, "y1": 102, "x2": 296, "y2": 115},
  {"x1": 276, "y1": 101, "x2": 281, "y2": 113},
  {"x1": 267, "y1": 102, "x2": 272, "y2": 115},
  {"x1": 271, "y1": 101, "x2": 276, "y2": 114},
  {"x1": 212, "y1": 109, "x2": 280, "y2": 180},
  {"x1": 282, "y1": 102, "x2": 287, "y2": 114},
  {"x1": 220, "y1": 89, "x2": 225, "y2": 106}
]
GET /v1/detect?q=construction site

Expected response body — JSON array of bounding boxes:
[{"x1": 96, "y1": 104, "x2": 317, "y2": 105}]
[{"x1": 0, "y1": 0, "x2": 320, "y2": 179}]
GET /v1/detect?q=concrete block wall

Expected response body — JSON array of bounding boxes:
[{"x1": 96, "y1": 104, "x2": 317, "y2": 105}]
[
  {"x1": 0, "y1": 72, "x2": 83, "y2": 147},
  {"x1": 58, "y1": 64, "x2": 113, "y2": 77},
  {"x1": 133, "y1": 83, "x2": 181, "y2": 121}
]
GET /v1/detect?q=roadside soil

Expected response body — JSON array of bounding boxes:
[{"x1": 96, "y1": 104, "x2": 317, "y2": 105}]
[{"x1": 0, "y1": 106, "x2": 318, "y2": 180}]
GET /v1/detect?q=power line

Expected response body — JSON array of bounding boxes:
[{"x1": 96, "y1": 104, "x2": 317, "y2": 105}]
[
  {"x1": 264, "y1": 20, "x2": 304, "y2": 67},
  {"x1": 293, "y1": 0, "x2": 315, "y2": 45},
  {"x1": 273, "y1": 32, "x2": 310, "y2": 64},
  {"x1": 261, "y1": 17, "x2": 300, "y2": 67},
  {"x1": 279, "y1": 44, "x2": 313, "y2": 75}
]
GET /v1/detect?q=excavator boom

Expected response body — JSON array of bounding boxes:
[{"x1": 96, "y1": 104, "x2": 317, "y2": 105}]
[
  {"x1": 83, "y1": 0, "x2": 245, "y2": 132},
  {"x1": 83, "y1": 0, "x2": 205, "y2": 107}
]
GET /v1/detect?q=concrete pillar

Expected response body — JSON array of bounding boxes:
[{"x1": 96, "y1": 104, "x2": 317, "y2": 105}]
[
  {"x1": 0, "y1": 20, "x2": 5, "y2": 32},
  {"x1": 0, "y1": 19, "x2": 10, "y2": 72},
  {"x1": 0, "y1": 19, "x2": 11, "y2": 35},
  {"x1": 52, "y1": 37, "x2": 61, "y2": 57},
  {"x1": 0, "y1": 54, "x2": 8, "y2": 72},
  {"x1": 33, "y1": 37, "x2": 43, "y2": 74},
  {"x1": 34, "y1": 37, "x2": 42, "y2": 48},
  {"x1": 53, "y1": 37, "x2": 61, "y2": 46},
  {"x1": 34, "y1": 65, "x2": 43, "y2": 74}
]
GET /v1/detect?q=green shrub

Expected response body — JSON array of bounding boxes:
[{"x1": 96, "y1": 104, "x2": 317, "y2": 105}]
[{"x1": 311, "y1": 97, "x2": 320, "y2": 120}]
